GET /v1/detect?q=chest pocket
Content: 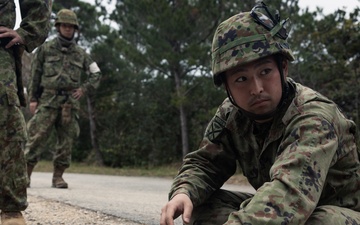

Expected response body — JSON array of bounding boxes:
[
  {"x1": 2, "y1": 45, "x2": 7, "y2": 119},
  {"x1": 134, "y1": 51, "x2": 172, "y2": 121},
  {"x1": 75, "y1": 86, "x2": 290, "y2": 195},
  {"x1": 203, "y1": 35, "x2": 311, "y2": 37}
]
[
  {"x1": 69, "y1": 60, "x2": 83, "y2": 82},
  {"x1": 43, "y1": 56, "x2": 61, "y2": 77},
  {"x1": 0, "y1": 0, "x2": 15, "y2": 29}
]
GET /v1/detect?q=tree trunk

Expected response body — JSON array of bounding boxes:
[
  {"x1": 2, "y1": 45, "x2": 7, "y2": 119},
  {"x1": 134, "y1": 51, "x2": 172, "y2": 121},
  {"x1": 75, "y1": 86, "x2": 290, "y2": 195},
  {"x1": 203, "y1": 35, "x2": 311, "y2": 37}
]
[
  {"x1": 87, "y1": 95, "x2": 104, "y2": 166},
  {"x1": 174, "y1": 72, "x2": 189, "y2": 158}
]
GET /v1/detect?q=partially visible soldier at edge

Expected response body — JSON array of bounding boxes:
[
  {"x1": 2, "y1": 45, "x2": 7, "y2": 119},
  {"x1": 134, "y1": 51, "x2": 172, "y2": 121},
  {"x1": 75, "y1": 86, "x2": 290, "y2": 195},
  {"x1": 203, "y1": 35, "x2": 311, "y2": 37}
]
[
  {"x1": 0, "y1": 0, "x2": 52, "y2": 224},
  {"x1": 25, "y1": 9, "x2": 102, "y2": 189},
  {"x1": 160, "y1": 2, "x2": 360, "y2": 225}
]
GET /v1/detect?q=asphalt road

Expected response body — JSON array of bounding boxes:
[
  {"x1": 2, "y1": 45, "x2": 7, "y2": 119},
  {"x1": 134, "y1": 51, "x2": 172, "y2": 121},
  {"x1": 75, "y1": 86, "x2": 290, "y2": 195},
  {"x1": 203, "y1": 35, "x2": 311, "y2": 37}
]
[{"x1": 28, "y1": 172, "x2": 255, "y2": 225}]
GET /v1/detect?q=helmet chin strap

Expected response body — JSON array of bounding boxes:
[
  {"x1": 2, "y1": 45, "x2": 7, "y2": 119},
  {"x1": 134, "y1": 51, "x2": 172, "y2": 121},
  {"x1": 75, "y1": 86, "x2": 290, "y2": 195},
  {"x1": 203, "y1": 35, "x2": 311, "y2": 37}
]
[{"x1": 225, "y1": 56, "x2": 288, "y2": 122}]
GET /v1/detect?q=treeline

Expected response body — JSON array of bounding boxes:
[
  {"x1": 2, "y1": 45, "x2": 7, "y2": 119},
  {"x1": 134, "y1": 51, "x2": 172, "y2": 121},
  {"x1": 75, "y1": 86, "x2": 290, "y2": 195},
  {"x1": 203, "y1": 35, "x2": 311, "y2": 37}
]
[{"x1": 22, "y1": 0, "x2": 360, "y2": 167}]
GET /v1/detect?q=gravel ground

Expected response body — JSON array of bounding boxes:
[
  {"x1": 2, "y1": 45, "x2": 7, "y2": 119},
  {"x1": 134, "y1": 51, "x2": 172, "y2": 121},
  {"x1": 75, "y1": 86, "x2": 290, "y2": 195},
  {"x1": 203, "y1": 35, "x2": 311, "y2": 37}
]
[
  {"x1": 22, "y1": 174, "x2": 250, "y2": 225},
  {"x1": 24, "y1": 195, "x2": 144, "y2": 225}
]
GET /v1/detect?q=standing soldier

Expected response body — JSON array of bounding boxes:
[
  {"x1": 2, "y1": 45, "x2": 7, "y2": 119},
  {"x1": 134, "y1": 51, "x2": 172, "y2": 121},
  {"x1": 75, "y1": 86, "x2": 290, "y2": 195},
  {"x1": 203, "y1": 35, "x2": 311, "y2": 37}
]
[
  {"x1": 0, "y1": 0, "x2": 51, "y2": 224},
  {"x1": 25, "y1": 9, "x2": 101, "y2": 189}
]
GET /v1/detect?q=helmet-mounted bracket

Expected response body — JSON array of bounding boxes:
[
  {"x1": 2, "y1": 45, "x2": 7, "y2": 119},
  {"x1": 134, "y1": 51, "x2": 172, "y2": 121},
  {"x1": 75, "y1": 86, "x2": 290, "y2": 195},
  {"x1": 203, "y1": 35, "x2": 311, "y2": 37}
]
[{"x1": 250, "y1": 1, "x2": 291, "y2": 40}]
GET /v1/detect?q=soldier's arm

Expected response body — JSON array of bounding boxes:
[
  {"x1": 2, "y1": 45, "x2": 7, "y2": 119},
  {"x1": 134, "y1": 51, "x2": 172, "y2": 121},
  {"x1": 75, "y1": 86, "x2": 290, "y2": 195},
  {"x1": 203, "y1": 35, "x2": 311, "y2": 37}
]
[
  {"x1": 80, "y1": 53, "x2": 101, "y2": 95},
  {"x1": 169, "y1": 99, "x2": 237, "y2": 207},
  {"x1": 224, "y1": 114, "x2": 338, "y2": 225},
  {"x1": 28, "y1": 46, "x2": 45, "y2": 103},
  {"x1": 17, "y1": 0, "x2": 52, "y2": 52}
]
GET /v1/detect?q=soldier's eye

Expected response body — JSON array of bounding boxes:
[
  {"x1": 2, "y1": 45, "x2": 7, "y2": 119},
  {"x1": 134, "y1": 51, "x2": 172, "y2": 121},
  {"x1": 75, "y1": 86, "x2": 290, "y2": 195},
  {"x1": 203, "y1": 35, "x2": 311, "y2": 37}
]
[
  {"x1": 260, "y1": 69, "x2": 272, "y2": 76},
  {"x1": 235, "y1": 76, "x2": 247, "y2": 82}
]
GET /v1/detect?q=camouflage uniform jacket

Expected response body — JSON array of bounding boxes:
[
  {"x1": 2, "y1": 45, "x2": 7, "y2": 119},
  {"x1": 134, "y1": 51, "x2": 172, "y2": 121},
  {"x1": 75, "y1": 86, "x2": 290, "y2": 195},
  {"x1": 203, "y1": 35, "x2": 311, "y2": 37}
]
[
  {"x1": 0, "y1": 0, "x2": 51, "y2": 106},
  {"x1": 169, "y1": 78, "x2": 360, "y2": 224},
  {"x1": 28, "y1": 37, "x2": 101, "y2": 110}
]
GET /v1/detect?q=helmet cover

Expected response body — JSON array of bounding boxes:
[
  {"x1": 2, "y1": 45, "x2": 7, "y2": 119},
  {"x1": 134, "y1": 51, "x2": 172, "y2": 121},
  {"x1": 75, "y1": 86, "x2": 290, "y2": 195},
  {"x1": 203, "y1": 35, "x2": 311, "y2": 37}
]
[
  {"x1": 55, "y1": 9, "x2": 79, "y2": 29},
  {"x1": 211, "y1": 10, "x2": 295, "y2": 86}
]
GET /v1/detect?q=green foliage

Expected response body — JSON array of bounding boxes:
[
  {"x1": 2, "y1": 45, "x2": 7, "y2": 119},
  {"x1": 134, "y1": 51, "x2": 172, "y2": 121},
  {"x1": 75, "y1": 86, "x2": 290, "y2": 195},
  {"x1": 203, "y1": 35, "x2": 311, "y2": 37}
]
[
  {"x1": 290, "y1": 6, "x2": 360, "y2": 124},
  {"x1": 98, "y1": 0, "x2": 246, "y2": 164}
]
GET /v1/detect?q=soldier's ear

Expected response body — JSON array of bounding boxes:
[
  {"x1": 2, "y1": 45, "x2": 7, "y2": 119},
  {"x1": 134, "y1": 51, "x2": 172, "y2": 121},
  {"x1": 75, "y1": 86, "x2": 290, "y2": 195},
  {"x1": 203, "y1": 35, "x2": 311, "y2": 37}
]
[{"x1": 282, "y1": 59, "x2": 288, "y2": 78}]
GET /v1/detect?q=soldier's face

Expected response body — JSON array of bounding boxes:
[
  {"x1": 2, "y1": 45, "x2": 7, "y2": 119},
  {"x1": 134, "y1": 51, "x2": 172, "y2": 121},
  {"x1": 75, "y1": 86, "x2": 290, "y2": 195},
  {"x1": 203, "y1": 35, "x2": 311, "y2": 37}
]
[
  {"x1": 225, "y1": 55, "x2": 287, "y2": 118},
  {"x1": 59, "y1": 23, "x2": 75, "y2": 39}
]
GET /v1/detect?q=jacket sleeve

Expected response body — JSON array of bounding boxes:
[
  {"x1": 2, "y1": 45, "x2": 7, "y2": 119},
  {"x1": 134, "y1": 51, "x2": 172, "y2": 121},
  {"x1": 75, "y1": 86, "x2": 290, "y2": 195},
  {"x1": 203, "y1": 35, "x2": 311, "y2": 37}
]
[
  {"x1": 28, "y1": 45, "x2": 45, "y2": 102},
  {"x1": 81, "y1": 53, "x2": 101, "y2": 95},
  {"x1": 225, "y1": 112, "x2": 339, "y2": 224},
  {"x1": 17, "y1": 0, "x2": 52, "y2": 52},
  {"x1": 169, "y1": 99, "x2": 238, "y2": 207}
]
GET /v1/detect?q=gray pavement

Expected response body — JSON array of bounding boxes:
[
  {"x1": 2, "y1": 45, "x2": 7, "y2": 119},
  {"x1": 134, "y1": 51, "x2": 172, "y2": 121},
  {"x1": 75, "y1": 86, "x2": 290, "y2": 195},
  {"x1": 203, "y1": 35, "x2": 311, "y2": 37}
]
[{"x1": 28, "y1": 172, "x2": 255, "y2": 225}]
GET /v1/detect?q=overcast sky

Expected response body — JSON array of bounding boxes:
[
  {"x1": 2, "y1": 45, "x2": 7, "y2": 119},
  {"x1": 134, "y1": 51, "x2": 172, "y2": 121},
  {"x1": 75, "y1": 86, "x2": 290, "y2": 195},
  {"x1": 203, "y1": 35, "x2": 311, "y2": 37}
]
[
  {"x1": 298, "y1": 0, "x2": 359, "y2": 14},
  {"x1": 14, "y1": 0, "x2": 359, "y2": 29},
  {"x1": 80, "y1": 0, "x2": 360, "y2": 15}
]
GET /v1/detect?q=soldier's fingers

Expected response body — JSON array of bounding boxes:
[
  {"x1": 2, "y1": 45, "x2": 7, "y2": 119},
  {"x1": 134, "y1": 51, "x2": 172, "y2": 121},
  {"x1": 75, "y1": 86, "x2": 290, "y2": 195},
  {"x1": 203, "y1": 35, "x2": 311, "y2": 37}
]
[
  {"x1": 5, "y1": 39, "x2": 17, "y2": 48},
  {"x1": 182, "y1": 201, "x2": 193, "y2": 224},
  {"x1": 29, "y1": 102, "x2": 38, "y2": 115},
  {"x1": 0, "y1": 26, "x2": 10, "y2": 34},
  {"x1": 1, "y1": 31, "x2": 23, "y2": 48},
  {"x1": 72, "y1": 92, "x2": 81, "y2": 100},
  {"x1": 160, "y1": 206, "x2": 174, "y2": 225}
]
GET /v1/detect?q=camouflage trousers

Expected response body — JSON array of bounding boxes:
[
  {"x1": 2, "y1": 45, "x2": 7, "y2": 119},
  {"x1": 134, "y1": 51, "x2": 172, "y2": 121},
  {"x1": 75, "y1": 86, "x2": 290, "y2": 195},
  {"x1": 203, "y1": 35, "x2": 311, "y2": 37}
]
[
  {"x1": 0, "y1": 104, "x2": 28, "y2": 211},
  {"x1": 189, "y1": 189, "x2": 360, "y2": 225},
  {"x1": 25, "y1": 105, "x2": 79, "y2": 168}
]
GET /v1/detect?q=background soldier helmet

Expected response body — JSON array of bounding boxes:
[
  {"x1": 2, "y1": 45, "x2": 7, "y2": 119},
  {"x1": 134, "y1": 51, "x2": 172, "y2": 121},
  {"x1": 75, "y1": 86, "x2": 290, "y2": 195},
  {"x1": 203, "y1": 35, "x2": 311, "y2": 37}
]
[
  {"x1": 55, "y1": 9, "x2": 79, "y2": 29},
  {"x1": 211, "y1": 3, "x2": 295, "y2": 86}
]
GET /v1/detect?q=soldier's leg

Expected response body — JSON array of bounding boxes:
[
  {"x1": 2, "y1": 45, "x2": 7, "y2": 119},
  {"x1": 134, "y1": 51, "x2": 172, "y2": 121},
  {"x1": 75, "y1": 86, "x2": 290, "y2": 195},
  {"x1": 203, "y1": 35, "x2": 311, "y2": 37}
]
[
  {"x1": 25, "y1": 106, "x2": 58, "y2": 187},
  {"x1": 0, "y1": 142, "x2": 28, "y2": 211},
  {"x1": 0, "y1": 104, "x2": 28, "y2": 211},
  {"x1": 53, "y1": 110, "x2": 79, "y2": 168},
  {"x1": 52, "y1": 110, "x2": 79, "y2": 188},
  {"x1": 25, "y1": 106, "x2": 58, "y2": 166},
  {"x1": 306, "y1": 205, "x2": 360, "y2": 225},
  {"x1": 0, "y1": 47, "x2": 27, "y2": 224},
  {"x1": 188, "y1": 189, "x2": 253, "y2": 225}
]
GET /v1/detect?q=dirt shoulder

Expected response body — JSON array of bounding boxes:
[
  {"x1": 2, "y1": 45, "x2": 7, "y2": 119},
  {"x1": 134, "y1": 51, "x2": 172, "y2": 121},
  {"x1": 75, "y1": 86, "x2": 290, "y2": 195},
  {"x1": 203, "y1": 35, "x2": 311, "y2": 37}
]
[{"x1": 24, "y1": 195, "x2": 143, "y2": 225}]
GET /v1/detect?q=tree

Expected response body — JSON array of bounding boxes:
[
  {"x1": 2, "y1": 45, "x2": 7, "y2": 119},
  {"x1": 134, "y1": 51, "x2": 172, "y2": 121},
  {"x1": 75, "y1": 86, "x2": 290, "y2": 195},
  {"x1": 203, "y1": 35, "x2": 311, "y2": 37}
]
[
  {"x1": 290, "y1": 6, "x2": 360, "y2": 125},
  {"x1": 109, "y1": 0, "x2": 258, "y2": 157}
]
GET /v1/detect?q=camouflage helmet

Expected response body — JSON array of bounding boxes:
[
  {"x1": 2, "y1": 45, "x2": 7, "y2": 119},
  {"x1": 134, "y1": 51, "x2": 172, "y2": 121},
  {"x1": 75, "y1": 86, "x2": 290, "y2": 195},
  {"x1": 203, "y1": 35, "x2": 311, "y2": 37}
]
[
  {"x1": 55, "y1": 9, "x2": 79, "y2": 29},
  {"x1": 211, "y1": 2, "x2": 295, "y2": 86}
]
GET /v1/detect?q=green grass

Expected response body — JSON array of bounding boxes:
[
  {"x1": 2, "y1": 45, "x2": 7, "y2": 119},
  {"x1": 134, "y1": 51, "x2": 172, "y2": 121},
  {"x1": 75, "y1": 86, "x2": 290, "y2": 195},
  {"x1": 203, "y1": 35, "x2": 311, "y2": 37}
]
[
  {"x1": 34, "y1": 161, "x2": 248, "y2": 185},
  {"x1": 34, "y1": 160, "x2": 181, "y2": 178}
]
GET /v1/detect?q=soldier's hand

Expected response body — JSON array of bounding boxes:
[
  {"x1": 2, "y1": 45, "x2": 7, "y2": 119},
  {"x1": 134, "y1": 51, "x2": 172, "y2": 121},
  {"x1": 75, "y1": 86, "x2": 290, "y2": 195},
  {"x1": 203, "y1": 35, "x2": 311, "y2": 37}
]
[
  {"x1": 72, "y1": 88, "x2": 84, "y2": 100},
  {"x1": 0, "y1": 26, "x2": 24, "y2": 48},
  {"x1": 160, "y1": 193, "x2": 193, "y2": 225},
  {"x1": 29, "y1": 102, "x2": 38, "y2": 115}
]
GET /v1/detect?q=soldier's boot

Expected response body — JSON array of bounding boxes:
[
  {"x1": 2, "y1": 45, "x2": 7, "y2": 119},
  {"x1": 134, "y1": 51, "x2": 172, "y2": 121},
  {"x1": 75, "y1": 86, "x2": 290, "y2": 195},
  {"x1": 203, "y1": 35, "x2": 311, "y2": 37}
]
[
  {"x1": 52, "y1": 167, "x2": 68, "y2": 188},
  {"x1": 0, "y1": 211, "x2": 26, "y2": 225},
  {"x1": 26, "y1": 164, "x2": 34, "y2": 188}
]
